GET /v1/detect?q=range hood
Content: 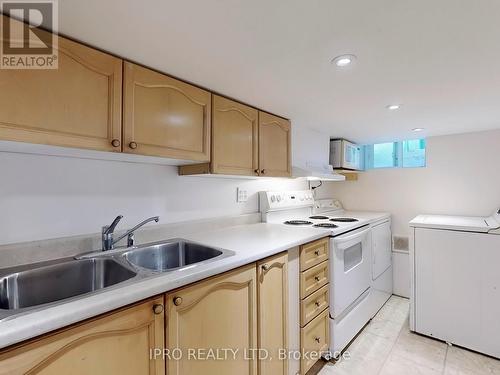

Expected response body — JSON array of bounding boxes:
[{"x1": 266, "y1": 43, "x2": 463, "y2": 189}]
[{"x1": 292, "y1": 163, "x2": 345, "y2": 181}]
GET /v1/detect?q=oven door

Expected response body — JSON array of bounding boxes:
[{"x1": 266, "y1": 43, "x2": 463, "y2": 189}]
[{"x1": 331, "y1": 225, "x2": 372, "y2": 318}]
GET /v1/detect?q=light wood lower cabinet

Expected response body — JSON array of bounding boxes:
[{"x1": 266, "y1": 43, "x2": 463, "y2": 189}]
[
  {"x1": 300, "y1": 261, "x2": 329, "y2": 299},
  {"x1": 166, "y1": 264, "x2": 258, "y2": 375},
  {"x1": 123, "y1": 62, "x2": 211, "y2": 161},
  {"x1": 300, "y1": 310, "x2": 329, "y2": 374},
  {"x1": 257, "y1": 253, "x2": 288, "y2": 375},
  {"x1": 301, "y1": 284, "x2": 329, "y2": 327},
  {"x1": 0, "y1": 256, "x2": 293, "y2": 375},
  {"x1": 258, "y1": 112, "x2": 291, "y2": 177},
  {"x1": 0, "y1": 297, "x2": 165, "y2": 375},
  {"x1": 0, "y1": 16, "x2": 123, "y2": 153},
  {"x1": 299, "y1": 237, "x2": 331, "y2": 374},
  {"x1": 299, "y1": 237, "x2": 329, "y2": 272}
]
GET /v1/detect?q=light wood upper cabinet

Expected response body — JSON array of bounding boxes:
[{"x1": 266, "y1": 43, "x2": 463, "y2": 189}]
[
  {"x1": 123, "y1": 62, "x2": 211, "y2": 161},
  {"x1": 0, "y1": 16, "x2": 123, "y2": 152},
  {"x1": 258, "y1": 112, "x2": 291, "y2": 177},
  {"x1": 257, "y1": 253, "x2": 288, "y2": 375},
  {"x1": 211, "y1": 95, "x2": 259, "y2": 175},
  {"x1": 166, "y1": 264, "x2": 257, "y2": 375},
  {"x1": 0, "y1": 297, "x2": 165, "y2": 375}
]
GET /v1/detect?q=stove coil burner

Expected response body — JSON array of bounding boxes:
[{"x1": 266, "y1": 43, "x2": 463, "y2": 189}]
[
  {"x1": 329, "y1": 218, "x2": 359, "y2": 222},
  {"x1": 283, "y1": 220, "x2": 313, "y2": 226},
  {"x1": 309, "y1": 216, "x2": 329, "y2": 220},
  {"x1": 313, "y1": 223, "x2": 339, "y2": 228}
]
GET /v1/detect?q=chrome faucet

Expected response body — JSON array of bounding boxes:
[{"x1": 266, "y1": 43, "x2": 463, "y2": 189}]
[{"x1": 102, "y1": 215, "x2": 160, "y2": 251}]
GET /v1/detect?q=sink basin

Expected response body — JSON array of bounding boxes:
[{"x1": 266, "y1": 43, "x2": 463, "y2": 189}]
[
  {"x1": 123, "y1": 240, "x2": 228, "y2": 272},
  {"x1": 0, "y1": 258, "x2": 136, "y2": 310}
]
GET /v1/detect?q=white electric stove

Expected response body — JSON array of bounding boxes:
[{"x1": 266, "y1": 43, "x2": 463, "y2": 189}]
[{"x1": 260, "y1": 190, "x2": 393, "y2": 358}]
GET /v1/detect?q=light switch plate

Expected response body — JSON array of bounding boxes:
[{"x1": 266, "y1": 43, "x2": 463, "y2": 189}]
[{"x1": 237, "y1": 188, "x2": 248, "y2": 203}]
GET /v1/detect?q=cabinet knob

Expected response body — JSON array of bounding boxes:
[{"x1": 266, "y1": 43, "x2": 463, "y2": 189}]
[
  {"x1": 111, "y1": 139, "x2": 120, "y2": 148},
  {"x1": 261, "y1": 264, "x2": 270, "y2": 271},
  {"x1": 173, "y1": 296, "x2": 183, "y2": 306},
  {"x1": 314, "y1": 250, "x2": 320, "y2": 256},
  {"x1": 314, "y1": 276, "x2": 321, "y2": 282},
  {"x1": 129, "y1": 141, "x2": 138, "y2": 149},
  {"x1": 260, "y1": 169, "x2": 266, "y2": 174},
  {"x1": 315, "y1": 337, "x2": 321, "y2": 344},
  {"x1": 152, "y1": 304, "x2": 164, "y2": 315},
  {"x1": 315, "y1": 301, "x2": 321, "y2": 307},
  {"x1": 254, "y1": 169, "x2": 260, "y2": 175}
]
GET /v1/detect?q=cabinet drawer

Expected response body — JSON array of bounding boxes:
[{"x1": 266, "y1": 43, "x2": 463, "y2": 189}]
[
  {"x1": 300, "y1": 261, "x2": 328, "y2": 299},
  {"x1": 300, "y1": 309, "x2": 329, "y2": 374},
  {"x1": 300, "y1": 237, "x2": 329, "y2": 271},
  {"x1": 300, "y1": 284, "x2": 329, "y2": 327}
]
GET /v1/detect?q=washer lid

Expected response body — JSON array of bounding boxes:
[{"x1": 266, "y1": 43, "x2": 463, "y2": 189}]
[{"x1": 410, "y1": 214, "x2": 499, "y2": 233}]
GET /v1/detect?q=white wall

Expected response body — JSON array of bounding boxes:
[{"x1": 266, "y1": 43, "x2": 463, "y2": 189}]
[
  {"x1": 0, "y1": 152, "x2": 306, "y2": 245},
  {"x1": 319, "y1": 129, "x2": 500, "y2": 237},
  {"x1": 318, "y1": 129, "x2": 500, "y2": 297},
  {"x1": 0, "y1": 126, "x2": 330, "y2": 245}
]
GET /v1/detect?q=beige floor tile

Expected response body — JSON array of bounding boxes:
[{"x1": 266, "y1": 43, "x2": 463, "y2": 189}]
[
  {"x1": 444, "y1": 346, "x2": 500, "y2": 375},
  {"x1": 372, "y1": 301, "x2": 409, "y2": 325},
  {"x1": 364, "y1": 318, "x2": 404, "y2": 341},
  {"x1": 380, "y1": 353, "x2": 443, "y2": 375},
  {"x1": 319, "y1": 330, "x2": 395, "y2": 375},
  {"x1": 318, "y1": 296, "x2": 430, "y2": 375},
  {"x1": 319, "y1": 353, "x2": 386, "y2": 375},
  {"x1": 392, "y1": 330, "x2": 447, "y2": 372},
  {"x1": 347, "y1": 330, "x2": 395, "y2": 360},
  {"x1": 384, "y1": 295, "x2": 409, "y2": 307}
]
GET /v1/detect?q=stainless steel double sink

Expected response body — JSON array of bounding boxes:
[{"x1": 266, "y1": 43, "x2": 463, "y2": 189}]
[{"x1": 0, "y1": 239, "x2": 234, "y2": 319}]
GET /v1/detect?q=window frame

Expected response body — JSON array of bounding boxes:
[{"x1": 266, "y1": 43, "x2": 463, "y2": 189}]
[{"x1": 364, "y1": 139, "x2": 426, "y2": 170}]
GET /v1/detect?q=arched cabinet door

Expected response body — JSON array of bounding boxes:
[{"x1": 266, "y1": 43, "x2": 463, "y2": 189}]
[
  {"x1": 123, "y1": 62, "x2": 211, "y2": 161},
  {"x1": 258, "y1": 111, "x2": 291, "y2": 177},
  {"x1": 257, "y1": 252, "x2": 289, "y2": 375},
  {"x1": 211, "y1": 95, "x2": 259, "y2": 176},
  {"x1": 0, "y1": 297, "x2": 165, "y2": 375},
  {"x1": 0, "y1": 16, "x2": 123, "y2": 152},
  {"x1": 166, "y1": 264, "x2": 258, "y2": 375}
]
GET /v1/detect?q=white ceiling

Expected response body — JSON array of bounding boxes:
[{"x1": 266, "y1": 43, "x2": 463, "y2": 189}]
[{"x1": 60, "y1": 0, "x2": 500, "y2": 143}]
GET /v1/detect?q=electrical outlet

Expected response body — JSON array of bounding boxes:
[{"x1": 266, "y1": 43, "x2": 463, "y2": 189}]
[{"x1": 237, "y1": 188, "x2": 248, "y2": 203}]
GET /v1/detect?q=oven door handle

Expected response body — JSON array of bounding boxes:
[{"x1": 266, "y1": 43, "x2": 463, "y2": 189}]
[{"x1": 334, "y1": 227, "x2": 370, "y2": 244}]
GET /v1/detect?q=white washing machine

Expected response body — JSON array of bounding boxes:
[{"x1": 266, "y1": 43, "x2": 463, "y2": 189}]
[{"x1": 410, "y1": 209, "x2": 500, "y2": 359}]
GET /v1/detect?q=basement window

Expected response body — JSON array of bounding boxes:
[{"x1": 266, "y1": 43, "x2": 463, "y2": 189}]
[{"x1": 364, "y1": 139, "x2": 426, "y2": 169}]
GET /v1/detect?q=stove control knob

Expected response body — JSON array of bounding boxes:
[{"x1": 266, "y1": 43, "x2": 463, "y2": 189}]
[{"x1": 270, "y1": 195, "x2": 276, "y2": 203}]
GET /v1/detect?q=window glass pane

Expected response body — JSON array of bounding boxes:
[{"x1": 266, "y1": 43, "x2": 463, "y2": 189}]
[
  {"x1": 402, "y1": 139, "x2": 426, "y2": 167},
  {"x1": 373, "y1": 142, "x2": 395, "y2": 168}
]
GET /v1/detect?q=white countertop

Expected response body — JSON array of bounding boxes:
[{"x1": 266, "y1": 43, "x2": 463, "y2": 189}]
[{"x1": 0, "y1": 223, "x2": 330, "y2": 349}]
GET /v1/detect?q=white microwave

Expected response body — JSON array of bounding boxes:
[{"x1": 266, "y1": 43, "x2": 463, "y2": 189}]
[{"x1": 330, "y1": 139, "x2": 364, "y2": 170}]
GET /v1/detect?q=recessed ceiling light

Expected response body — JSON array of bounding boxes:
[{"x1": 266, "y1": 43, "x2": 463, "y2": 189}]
[
  {"x1": 412, "y1": 127, "x2": 425, "y2": 132},
  {"x1": 332, "y1": 54, "x2": 356, "y2": 67},
  {"x1": 386, "y1": 104, "x2": 401, "y2": 110}
]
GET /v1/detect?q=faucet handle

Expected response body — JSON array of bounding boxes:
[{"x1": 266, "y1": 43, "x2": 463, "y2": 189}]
[
  {"x1": 127, "y1": 232, "x2": 135, "y2": 248},
  {"x1": 103, "y1": 215, "x2": 123, "y2": 235}
]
